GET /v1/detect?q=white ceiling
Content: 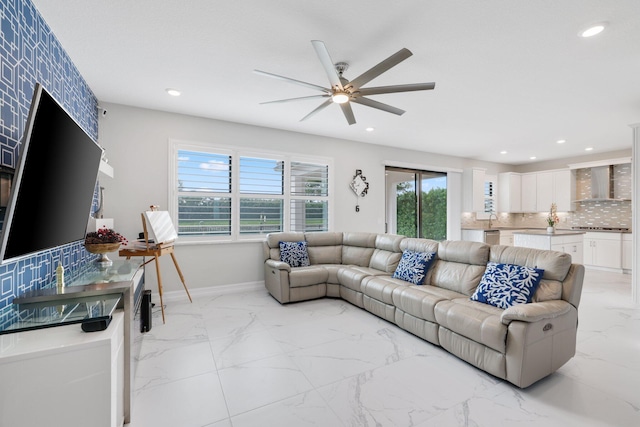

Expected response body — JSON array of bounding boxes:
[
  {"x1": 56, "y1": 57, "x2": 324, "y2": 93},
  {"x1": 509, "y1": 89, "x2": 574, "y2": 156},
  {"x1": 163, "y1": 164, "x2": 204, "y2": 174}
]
[{"x1": 32, "y1": 0, "x2": 640, "y2": 165}]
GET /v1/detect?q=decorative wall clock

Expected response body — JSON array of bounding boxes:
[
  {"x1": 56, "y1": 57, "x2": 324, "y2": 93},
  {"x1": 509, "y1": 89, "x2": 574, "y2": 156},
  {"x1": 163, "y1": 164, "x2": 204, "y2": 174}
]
[{"x1": 350, "y1": 169, "x2": 369, "y2": 212}]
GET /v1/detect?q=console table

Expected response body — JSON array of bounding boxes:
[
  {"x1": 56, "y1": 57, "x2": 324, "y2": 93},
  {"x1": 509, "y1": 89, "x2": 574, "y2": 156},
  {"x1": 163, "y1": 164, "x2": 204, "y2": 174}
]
[{"x1": 1, "y1": 259, "x2": 145, "y2": 427}]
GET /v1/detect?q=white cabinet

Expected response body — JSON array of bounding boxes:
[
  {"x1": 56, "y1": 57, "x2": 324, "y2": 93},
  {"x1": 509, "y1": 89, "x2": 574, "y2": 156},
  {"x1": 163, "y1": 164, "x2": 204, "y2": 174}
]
[
  {"x1": 463, "y1": 168, "x2": 485, "y2": 213},
  {"x1": 583, "y1": 232, "x2": 622, "y2": 270},
  {"x1": 550, "y1": 235, "x2": 583, "y2": 264},
  {"x1": 462, "y1": 229, "x2": 485, "y2": 243},
  {"x1": 552, "y1": 169, "x2": 576, "y2": 212},
  {"x1": 508, "y1": 169, "x2": 575, "y2": 213},
  {"x1": 622, "y1": 233, "x2": 632, "y2": 271},
  {"x1": 514, "y1": 232, "x2": 583, "y2": 264},
  {"x1": 536, "y1": 171, "x2": 553, "y2": 213},
  {"x1": 0, "y1": 311, "x2": 125, "y2": 427},
  {"x1": 498, "y1": 229, "x2": 524, "y2": 246},
  {"x1": 498, "y1": 173, "x2": 521, "y2": 213},
  {"x1": 521, "y1": 173, "x2": 537, "y2": 212}
]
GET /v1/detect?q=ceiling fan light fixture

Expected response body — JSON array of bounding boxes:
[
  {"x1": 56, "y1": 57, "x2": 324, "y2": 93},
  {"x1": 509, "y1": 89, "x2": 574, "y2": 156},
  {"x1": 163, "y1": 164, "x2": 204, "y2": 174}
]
[{"x1": 332, "y1": 92, "x2": 350, "y2": 104}]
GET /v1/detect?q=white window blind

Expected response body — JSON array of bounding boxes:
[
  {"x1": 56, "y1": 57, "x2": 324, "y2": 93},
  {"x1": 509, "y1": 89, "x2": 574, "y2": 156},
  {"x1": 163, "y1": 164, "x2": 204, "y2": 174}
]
[
  {"x1": 239, "y1": 156, "x2": 284, "y2": 234},
  {"x1": 290, "y1": 162, "x2": 329, "y2": 232},
  {"x1": 177, "y1": 150, "x2": 232, "y2": 236},
  {"x1": 171, "y1": 142, "x2": 331, "y2": 240}
]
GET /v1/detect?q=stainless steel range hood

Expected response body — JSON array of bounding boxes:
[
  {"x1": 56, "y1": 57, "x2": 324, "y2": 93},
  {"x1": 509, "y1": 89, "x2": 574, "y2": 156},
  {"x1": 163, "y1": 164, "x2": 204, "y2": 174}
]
[
  {"x1": 590, "y1": 165, "x2": 613, "y2": 200},
  {"x1": 576, "y1": 165, "x2": 630, "y2": 202}
]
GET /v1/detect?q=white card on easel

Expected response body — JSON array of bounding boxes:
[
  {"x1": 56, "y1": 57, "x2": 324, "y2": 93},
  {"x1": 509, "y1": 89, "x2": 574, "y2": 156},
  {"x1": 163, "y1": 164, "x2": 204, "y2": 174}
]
[{"x1": 144, "y1": 211, "x2": 178, "y2": 244}]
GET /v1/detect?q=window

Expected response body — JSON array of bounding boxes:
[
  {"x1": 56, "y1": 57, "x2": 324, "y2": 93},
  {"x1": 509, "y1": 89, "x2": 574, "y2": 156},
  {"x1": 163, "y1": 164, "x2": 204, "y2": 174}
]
[
  {"x1": 170, "y1": 141, "x2": 331, "y2": 241},
  {"x1": 239, "y1": 156, "x2": 284, "y2": 235},
  {"x1": 290, "y1": 162, "x2": 329, "y2": 232},
  {"x1": 176, "y1": 150, "x2": 231, "y2": 236},
  {"x1": 385, "y1": 167, "x2": 447, "y2": 240}
]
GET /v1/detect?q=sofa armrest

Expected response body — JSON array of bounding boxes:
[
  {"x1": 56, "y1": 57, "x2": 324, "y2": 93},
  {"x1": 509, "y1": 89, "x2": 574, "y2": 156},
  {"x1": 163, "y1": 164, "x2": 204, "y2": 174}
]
[
  {"x1": 265, "y1": 259, "x2": 291, "y2": 272},
  {"x1": 501, "y1": 300, "x2": 572, "y2": 325}
]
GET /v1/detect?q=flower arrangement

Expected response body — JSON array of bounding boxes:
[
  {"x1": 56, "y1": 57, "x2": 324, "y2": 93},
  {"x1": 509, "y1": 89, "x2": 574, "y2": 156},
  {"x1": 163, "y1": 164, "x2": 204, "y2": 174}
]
[
  {"x1": 546, "y1": 203, "x2": 560, "y2": 227},
  {"x1": 85, "y1": 227, "x2": 128, "y2": 245}
]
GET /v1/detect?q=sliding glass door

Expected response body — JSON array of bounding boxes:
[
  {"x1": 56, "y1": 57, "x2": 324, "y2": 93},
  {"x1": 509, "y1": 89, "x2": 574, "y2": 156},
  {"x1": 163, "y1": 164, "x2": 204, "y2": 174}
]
[{"x1": 385, "y1": 167, "x2": 447, "y2": 240}]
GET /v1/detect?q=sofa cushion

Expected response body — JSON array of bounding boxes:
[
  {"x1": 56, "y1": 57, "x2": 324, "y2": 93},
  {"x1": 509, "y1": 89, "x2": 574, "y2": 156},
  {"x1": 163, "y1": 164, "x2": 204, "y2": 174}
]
[
  {"x1": 321, "y1": 264, "x2": 343, "y2": 284},
  {"x1": 361, "y1": 276, "x2": 410, "y2": 305},
  {"x1": 392, "y1": 285, "x2": 465, "y2": 323},
  {"x1": 288, "y1": 266, "x2": 329, "y2": 288},
  {"x1": 337, "y1": 266, "x2": 390, "y2": 292},
  {"x1": 279, "y1": 241, "x2": 311, "y2": 267},
  {"x1": 435, "y1": 298, "x2": 508, "y2": 353},
  {"x1": 429, "y1": 240, "x2": 489, "y2": 295},
  {"x1": 470, "y1": 262, "x2": 544, "y2": 309},
  {"x1": 305, "y1": 232, "x2": 343, "y2": 264},
  {"x1": 342, "y1": 232, "x2": 377, "y2": 266},
  {"x1": 392, "y1": 249, "x2": 436, "y2": 285},
  {"x1": 490, "y1": 245, "x2": 571, "y2": 282}
]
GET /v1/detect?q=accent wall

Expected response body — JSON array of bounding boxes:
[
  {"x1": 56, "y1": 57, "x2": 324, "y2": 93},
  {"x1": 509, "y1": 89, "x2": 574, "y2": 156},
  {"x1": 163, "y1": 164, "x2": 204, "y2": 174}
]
[{"x1": 0, "y1": 0, "x2": 98, "y2": 310}]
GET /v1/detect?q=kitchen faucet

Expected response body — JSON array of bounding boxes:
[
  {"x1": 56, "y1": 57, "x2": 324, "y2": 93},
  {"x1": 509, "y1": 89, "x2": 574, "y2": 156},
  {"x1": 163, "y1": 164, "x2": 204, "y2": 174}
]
[{"x1": 488, "y1": 213, "x2": 498, "y2": 229}]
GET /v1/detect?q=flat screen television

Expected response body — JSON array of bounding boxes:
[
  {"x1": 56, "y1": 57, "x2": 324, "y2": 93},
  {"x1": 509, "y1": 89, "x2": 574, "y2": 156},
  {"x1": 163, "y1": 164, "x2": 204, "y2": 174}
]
[{"x1": 0, "y1": 83, "x2": 103, "y2": 264}]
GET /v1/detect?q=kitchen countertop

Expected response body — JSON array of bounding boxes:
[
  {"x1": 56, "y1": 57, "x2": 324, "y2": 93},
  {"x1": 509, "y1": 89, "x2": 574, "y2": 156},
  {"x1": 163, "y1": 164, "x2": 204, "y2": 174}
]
[{"x1": 513, "y1": 230, "x2": 586, "y2": 236}]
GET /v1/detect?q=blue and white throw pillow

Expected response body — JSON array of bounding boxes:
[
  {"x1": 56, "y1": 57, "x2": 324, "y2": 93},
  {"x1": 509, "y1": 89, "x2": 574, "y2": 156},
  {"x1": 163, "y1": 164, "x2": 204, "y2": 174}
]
[
  {"x1": 279, "y1": 241, "x2": 310, "y2": 267},
  {"x1": 392, "y1": 249, "x2": 436, "y2": 285},
  {"x1": 470, "y1": 262, "x2": 544, "y2": 309}
]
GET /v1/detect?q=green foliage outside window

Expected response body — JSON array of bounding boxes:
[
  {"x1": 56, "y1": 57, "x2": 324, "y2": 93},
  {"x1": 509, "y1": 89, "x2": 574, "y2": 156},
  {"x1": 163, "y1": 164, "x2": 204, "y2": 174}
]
[{"x1": 396, "y1": 184, "x2": 447, "y2": 241}]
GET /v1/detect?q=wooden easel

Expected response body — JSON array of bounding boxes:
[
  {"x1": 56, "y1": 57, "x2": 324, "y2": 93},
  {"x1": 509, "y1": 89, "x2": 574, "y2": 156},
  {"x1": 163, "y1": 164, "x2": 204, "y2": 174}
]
[{"x1": 119, "y1": 213, "x2": 192, "y2": 323}]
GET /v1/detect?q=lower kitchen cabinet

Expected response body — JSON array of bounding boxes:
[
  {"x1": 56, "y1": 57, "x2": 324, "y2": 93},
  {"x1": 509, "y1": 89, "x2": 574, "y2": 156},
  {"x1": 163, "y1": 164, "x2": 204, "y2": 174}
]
[
  {"x1": 622, "y1": 233, "x2": 632, "y2": 272},
  {"x1": 513, "y1": 231, "x2": 583, "y2": 264},
  {"x1": 583, "y1": 232, "x2": 623, "y2": 271}
]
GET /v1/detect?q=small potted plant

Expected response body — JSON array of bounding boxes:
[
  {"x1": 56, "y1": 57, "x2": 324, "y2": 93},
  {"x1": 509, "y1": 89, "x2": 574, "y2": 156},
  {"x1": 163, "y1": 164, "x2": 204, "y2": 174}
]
[
  {"x1": 85, "y1": 227, "x2": 128, "y2": 266},
  {"x1": 546, "y1": 203, "x2": 559, "y2": 233}
]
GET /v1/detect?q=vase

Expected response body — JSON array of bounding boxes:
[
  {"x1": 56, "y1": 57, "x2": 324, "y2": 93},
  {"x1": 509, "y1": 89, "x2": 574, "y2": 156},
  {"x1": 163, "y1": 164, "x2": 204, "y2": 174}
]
[
  {"x1": 84, "y1": 242, "x2": 121, "y2": 267},
  {"x1": 546, "y1": 226, "x2": 555, "y2": 234}
]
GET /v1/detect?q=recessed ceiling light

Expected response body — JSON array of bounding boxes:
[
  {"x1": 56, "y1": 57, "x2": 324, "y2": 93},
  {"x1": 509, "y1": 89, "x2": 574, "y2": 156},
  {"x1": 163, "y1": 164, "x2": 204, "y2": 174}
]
[
  {"x1": 500, "y1": 150, "x2": 507, "y2": 154},
  {"x1": 556, "y1": 139, "x2": 566, "y2": 144},
  {"x1": 166, "y1": 88, "x2": 181, "y2": 96},
  {"x1": 366, "y1": 127, "x2": 375, "y2": 132},
  {"x1": 580, "y1": 22, "x2": 607, "y2": 38},
  {"x1": 585, "y1": 147, "x2": 594, "y2": 151},
  {"x1": 530, "y1": 156, "x2": 537, "y2": 160}
]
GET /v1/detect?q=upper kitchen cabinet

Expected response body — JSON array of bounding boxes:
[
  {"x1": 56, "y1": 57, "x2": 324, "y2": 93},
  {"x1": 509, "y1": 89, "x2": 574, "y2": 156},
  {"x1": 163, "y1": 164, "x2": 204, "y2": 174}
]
[
  {"x1": 512, "y1": 169, "x2": 575, "y2": 213},
  {"x1": 498, "y1": 172, "x2": 521, "y2": 213},
  {"x1": 463, "y1": 168, "x2": 496, "y2": 218},
  {"x1": 553, "y1": 169, "x2": 576, "y2": 212},
  {"x1": 463, "y1": 167, "x2": 485, "y2": 213},
  {"x1": 520, "y1": 173, "x2": 537, "y2": 212},
  {"x1": 535, "y1": 171, "x2": 553, "y2": 212}
]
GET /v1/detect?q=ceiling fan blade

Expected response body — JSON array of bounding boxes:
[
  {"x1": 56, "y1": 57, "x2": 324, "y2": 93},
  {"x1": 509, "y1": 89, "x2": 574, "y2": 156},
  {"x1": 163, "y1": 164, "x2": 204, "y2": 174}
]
[
  {"x1": 346, "y1": 48, "x2": 413, "y2": 90},
  {"x1": 351, "y1": 97, "x2": 405, "y2": 116},
  {"x1": 260, "y1": 95, "x2": 330, "y2": 105},
  {"x1": 340, "y1": 102, "x2": 356, "y2": 125},
  {"x1": 254, "y1": 70, "x2": 330, "y2": 93},
  {"x1": 311, "y1": 40, "x2": 344, "y2": 91},
  {"x1": 300, "y1": 99, "x2": 333, "y2": 122},
  {"x1": 357, "y1": 82, "x2": 436, "y2": 96}
]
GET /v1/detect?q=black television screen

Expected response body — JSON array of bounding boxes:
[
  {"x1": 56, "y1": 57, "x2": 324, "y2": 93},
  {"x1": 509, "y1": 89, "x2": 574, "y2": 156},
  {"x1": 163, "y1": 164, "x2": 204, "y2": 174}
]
[{"x1": 0, "y1": 83, "x2": 103, "y2": 264}]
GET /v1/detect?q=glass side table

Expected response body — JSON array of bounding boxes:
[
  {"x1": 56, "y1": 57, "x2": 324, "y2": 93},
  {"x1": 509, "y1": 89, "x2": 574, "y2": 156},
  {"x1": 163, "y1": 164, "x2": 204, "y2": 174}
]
[{"x1": 0, "y1": 294, "x2": 121, "y2": 335}]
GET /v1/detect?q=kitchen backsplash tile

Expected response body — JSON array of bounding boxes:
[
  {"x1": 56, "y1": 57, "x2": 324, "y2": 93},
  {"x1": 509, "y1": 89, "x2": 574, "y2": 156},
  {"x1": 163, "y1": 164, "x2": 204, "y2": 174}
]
[{"x1": 573, "y1": 164, "x2": 632, "y2": 229}]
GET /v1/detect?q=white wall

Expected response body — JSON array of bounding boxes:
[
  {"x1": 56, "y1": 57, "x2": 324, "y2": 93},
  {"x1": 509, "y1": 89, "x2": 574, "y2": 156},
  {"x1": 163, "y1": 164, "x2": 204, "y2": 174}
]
[{"x1": 97, "y1": 103, "x2": 511, "y2": 294}]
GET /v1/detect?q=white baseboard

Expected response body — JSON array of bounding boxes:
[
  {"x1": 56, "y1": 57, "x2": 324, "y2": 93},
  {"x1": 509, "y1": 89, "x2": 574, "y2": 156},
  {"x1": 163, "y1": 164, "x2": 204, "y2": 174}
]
[{"x1": 160, "y1": 280, "x2": 265, "y2": 302}]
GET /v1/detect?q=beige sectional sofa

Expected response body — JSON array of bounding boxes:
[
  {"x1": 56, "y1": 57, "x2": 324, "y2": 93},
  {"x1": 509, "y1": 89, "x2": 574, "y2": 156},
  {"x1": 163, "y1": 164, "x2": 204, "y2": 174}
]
[{"x1": 263, "y1": 231, "x2": 585, "y2": 388}]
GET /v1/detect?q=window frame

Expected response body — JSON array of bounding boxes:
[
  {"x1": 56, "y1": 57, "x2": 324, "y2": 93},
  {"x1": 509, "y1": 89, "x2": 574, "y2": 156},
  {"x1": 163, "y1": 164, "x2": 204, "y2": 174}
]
[{"x1": 169, "y1": 139, "x2": 333, "y2": 243}]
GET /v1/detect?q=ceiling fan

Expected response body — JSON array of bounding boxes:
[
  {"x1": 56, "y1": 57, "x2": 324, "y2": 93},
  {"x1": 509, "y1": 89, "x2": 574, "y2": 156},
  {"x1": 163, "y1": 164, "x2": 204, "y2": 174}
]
[{"x1": 254, "y1": 40, "x2": 436, "y2": 125}]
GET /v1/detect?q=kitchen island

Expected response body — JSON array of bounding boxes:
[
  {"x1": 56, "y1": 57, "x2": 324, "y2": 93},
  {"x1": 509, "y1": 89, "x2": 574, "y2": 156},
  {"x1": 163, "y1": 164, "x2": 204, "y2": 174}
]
[{"x1": 513, "y1": 229, "x2": 585, "y2": 264}]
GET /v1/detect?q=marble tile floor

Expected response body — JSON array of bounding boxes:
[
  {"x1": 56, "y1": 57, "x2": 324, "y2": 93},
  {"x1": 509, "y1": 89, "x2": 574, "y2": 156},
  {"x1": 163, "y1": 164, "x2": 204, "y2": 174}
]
[{"x1": 125, "y1": 269, "x2": 640, "y2": 427}]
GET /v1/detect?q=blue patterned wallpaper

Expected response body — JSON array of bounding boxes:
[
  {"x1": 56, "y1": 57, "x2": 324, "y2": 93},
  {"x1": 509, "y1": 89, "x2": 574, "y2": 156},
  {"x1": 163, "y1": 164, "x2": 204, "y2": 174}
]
[{"x1": 0, "y1": 0, "x2": 99, "y2": 311}]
